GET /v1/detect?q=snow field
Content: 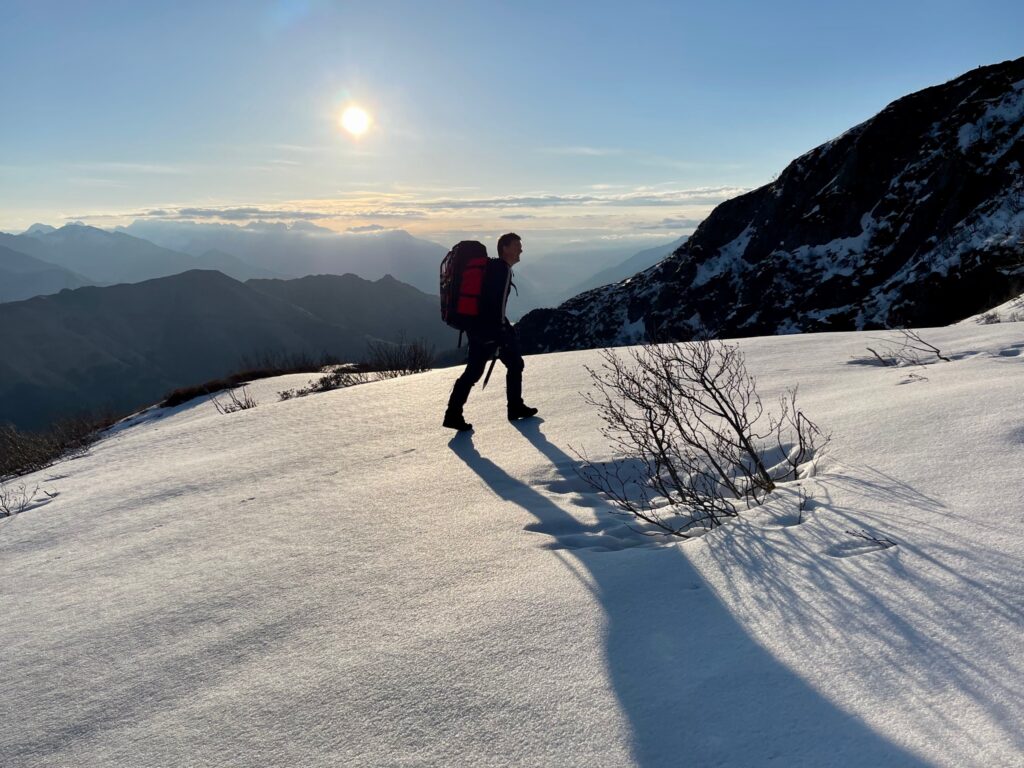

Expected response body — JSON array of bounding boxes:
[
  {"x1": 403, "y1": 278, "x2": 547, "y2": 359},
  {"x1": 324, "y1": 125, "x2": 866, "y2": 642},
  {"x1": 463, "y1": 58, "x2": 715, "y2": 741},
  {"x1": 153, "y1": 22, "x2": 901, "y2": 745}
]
[{"x1": 2, "y1": 325, "x2": 1023, "y2": 766}]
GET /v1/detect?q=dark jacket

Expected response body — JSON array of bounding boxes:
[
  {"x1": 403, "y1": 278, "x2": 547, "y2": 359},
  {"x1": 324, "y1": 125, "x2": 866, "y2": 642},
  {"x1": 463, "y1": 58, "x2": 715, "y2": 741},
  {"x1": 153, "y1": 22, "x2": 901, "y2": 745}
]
[{"x1": 473, "y1": 258, "x2": 514, "y2": 337}]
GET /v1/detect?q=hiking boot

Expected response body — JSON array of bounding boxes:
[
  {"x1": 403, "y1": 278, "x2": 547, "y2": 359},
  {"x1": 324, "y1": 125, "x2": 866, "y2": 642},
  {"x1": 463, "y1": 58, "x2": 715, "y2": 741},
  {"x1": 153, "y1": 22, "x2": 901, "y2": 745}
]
[
  {"x1": 507, "y1": 403, "x2": 539, "y2": 421},
  {"x1": 443, "y1": 411, "x2": 473, "y2": 432}
]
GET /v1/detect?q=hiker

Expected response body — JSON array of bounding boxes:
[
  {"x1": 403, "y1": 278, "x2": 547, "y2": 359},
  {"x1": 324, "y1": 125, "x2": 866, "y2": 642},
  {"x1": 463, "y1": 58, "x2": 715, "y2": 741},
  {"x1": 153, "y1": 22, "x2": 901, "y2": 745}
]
[{"x1": 443, "y1": 233, "x2": 538, "y2": 431}]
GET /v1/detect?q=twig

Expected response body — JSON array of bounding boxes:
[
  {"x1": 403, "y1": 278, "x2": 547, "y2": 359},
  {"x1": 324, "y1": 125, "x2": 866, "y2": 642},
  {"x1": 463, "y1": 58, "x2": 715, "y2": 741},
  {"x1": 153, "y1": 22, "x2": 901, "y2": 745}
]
[{"x1": 845, "y1": 529, "x2": 897, "y2": 548}]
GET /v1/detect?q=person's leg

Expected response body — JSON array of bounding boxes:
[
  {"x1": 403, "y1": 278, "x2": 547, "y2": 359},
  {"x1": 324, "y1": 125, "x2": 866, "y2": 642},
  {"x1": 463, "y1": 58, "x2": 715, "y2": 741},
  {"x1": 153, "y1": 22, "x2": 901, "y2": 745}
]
[
  {"x1": 446, "y1": 337, "x2": 494, "y2": 416},
  {"x1": 499, "y1": 328, "x2": 537, "y2": 419},
  {"x1": 499, "y1": 337, "x2": 525, "y2": 408}
]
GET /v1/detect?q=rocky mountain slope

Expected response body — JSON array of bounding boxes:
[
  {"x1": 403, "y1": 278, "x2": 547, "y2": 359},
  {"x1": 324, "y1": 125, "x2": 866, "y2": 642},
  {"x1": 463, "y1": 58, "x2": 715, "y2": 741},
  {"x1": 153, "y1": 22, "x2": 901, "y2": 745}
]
[{"x1": 517, "y1": 58, "x2": 1024, "y2": 352}]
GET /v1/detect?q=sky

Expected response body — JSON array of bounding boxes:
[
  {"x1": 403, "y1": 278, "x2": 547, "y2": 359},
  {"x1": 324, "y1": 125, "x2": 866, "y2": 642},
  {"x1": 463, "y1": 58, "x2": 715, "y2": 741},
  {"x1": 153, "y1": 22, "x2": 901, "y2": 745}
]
[{"x1": 1, "y1": 0, "x2": 1022, "y2": 252}]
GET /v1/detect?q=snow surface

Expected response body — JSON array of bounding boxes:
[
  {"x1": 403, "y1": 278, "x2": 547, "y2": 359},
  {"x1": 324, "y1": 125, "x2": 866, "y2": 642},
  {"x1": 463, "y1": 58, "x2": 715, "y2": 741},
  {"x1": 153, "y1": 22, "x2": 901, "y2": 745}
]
[
  {"x1": 3, "y1": 326, "x2": 1024, "y2": 767},
  {"x1": 958, "y1": 83, "x2": 1024, "y2": 161},
  {"x1": 959, "y1": 290, "x2": 1024, "y2": 325},
  {"x1": 692, "y1": 224, "x2": 753, "y2": 287}
]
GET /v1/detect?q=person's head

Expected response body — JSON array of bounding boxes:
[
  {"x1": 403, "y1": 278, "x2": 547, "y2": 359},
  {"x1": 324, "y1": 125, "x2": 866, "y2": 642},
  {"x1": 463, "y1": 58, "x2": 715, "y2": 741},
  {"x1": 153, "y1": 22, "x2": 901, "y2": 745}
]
[{"x1": 497, "y1": 232, "x2": 522, "y2": 266}]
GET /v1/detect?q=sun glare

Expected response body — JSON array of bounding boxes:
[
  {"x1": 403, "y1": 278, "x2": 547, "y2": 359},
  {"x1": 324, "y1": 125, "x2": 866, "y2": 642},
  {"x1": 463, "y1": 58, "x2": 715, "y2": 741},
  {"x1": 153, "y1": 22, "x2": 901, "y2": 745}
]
[{"x1": 340, "y1": 105, "x2": 371, "y2": 137}]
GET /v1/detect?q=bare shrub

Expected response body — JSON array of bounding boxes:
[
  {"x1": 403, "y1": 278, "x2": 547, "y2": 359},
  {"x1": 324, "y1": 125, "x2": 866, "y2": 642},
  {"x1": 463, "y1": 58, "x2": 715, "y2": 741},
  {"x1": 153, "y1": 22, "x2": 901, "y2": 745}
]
[
  {"x1": 0, "y1": 482, "x2": 42, "y2": 517},
  {"x1": 212, "y1": 385, "x2": 258, "y2": 414},
  {"x1": 365, "y1": 336, "x2": 435, "y2": 379},
  {"x1": 279, "y1": 365, "x2": 372, "y2": 400},
  {"x1": 275, "y1": 335, "x2": 434, "y2": 401},
  {"x1": 0, "y1": 415, "x2": 111, "y2": 481},
  {"x1": 236, "y1": 350, "x2": 339, "y2": 376},
  {"x1": 863, "y1": 328, "x2": 951, "y2": 367},
  {"x1": 576, "y1": 338, "x2": 829, "y2": 537},
  {"x1": 162, "y1": 350, "x2": 338, "y2": 408},
  {"x1": 978, "y1": 311, "x2": 1001, "y2": 325}
]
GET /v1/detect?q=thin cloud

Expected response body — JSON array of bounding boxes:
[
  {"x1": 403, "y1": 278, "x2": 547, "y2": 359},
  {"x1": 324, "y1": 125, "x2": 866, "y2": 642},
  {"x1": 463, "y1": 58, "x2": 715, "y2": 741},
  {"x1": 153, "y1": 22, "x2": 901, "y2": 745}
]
[
  {"x1": 416, "y1": 194, "x2": 590, "y2": 210},
  {"x1": 74, "y1": 162, "x2": 186, "y2": 175},
  {"x1": 137, "y1": 207, "x2": 334, "y2": 221},
  {"x1": 540, "y1": 146, "x2": 624, "y2": 157},
  {"x1": 58, "y1": 183, "x2": 736, "y2": 233},
  {"x1": 637, "y1": 217, "x2": 705, "y2": 230},
  {"x1": 67, "y1": 177, "x2": 129, "y2": 188},
  {"x1": 597, "y1": 232, "x2": 685, "y2": 241},
  {"x1": 270, "y1": 143, "x2": 325, "y2": 153},
  {"x1": 346, "y1": 224, "x2": 389, "y2": 233},
  {"x1": 349, "y1": 210, "x2": 429, "y2": 220},
  {"x1": 411, "y1": 186, "x2": 746, "y2": 210}
]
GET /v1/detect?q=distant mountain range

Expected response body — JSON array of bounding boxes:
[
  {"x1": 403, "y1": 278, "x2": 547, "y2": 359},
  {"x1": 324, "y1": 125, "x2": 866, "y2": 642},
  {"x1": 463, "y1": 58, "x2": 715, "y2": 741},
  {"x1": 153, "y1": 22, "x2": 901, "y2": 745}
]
[
  {"x1": 517, "y1": 57, "x2": 1024, "y2": 352},
  {"x1": 502, "y1": 238, "x2": 688, "y2": 318},
  {"x1": 0, "y1": 270, "x2": 454, "y2": 430},
  {"x1": 1, "y1": 218, "x2": 688, "y2": 313},
  {"x1": 0, "y1": 223, "x2": 285, "y2": 291},
  {"x1": 0, "y1": 217, "x2": 689, "y2": 430},
  {"x1": 1, "y1": 218, "x2": 690, "y2": 325},
  {"x1": 561, "y1": 236, "x2": 688, "y2": 298},
  {"x1": 120, "y1": 220, "x2": 449, "y2": 295},
  {"x1": 0, "y1": 244, "x2": 93, "y2": 302}
]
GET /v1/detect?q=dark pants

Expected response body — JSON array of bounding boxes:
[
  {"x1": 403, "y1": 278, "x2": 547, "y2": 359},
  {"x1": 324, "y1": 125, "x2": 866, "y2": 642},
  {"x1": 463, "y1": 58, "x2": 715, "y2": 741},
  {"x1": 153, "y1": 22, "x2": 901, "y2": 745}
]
[{"x1": 446, "y1": 325, "x2": 525, "y2": 414}]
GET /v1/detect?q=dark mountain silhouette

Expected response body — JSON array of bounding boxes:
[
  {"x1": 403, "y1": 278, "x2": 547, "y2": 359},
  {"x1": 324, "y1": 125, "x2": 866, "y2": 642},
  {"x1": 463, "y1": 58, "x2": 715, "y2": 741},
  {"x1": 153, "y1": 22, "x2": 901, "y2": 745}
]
[
  {"x1": 517, "y1": 57, "x2": 1024, "y2": 353},
  {"x1": 0, "y1": 245, "x2": 93, "y2": 303},
  {"x1": 247, "y1": 273, "x2": 454, "y2": 350},
  {"x1": 0, "y1": 270, "x2": 451, "y2": 430}
]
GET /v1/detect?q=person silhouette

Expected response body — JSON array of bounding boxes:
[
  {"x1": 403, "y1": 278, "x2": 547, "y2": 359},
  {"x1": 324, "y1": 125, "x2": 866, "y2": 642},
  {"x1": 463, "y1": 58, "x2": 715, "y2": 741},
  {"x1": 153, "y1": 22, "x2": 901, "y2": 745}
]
[{"x1": 443, "y1": 232, "x2": 538, "y2": 431}]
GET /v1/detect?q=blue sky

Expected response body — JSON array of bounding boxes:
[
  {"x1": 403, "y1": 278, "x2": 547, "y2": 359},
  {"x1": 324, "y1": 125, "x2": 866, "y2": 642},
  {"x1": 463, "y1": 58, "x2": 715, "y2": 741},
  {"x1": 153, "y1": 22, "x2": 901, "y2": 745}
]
[{"x1": 1, "y1": 0, "x2": 1022, "y2": 252}]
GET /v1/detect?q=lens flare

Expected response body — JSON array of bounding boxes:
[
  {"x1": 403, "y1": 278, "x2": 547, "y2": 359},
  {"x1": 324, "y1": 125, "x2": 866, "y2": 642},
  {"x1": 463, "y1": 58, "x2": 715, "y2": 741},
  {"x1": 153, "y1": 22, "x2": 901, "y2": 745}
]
[{"x1": 340, "y1": 106, "x2": 371, "y2": 137}]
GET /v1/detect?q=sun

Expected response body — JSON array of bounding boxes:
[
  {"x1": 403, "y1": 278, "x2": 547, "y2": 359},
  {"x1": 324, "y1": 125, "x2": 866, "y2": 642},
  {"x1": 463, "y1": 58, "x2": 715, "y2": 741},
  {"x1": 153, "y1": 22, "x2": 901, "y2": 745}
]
[{"x1": 340, "y1": 105, "x2": 371, "y2": 137}]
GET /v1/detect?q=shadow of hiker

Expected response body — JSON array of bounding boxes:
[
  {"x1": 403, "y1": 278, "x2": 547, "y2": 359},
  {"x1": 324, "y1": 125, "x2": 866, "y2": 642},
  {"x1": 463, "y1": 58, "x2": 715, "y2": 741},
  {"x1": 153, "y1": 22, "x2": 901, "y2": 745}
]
[{"x1": 448, "y1": 424, "x2": 930, "y2": 767}]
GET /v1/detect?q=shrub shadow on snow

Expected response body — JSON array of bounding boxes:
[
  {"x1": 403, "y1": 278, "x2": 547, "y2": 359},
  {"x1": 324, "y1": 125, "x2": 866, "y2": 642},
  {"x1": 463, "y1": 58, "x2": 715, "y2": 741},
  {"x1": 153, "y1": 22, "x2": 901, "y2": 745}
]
[
  {"x1": 702, "y1": 462, "x2": 1024, "y2": 763},
  {"x1": 450, "y1": 427, "x2": 932, "y2": 767}
]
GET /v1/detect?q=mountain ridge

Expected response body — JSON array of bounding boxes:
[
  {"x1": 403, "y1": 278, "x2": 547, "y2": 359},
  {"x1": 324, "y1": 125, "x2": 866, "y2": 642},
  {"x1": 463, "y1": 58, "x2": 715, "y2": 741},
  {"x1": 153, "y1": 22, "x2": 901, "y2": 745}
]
[
  {"x1": 0, "y1": 244, "x2": 94, "y2": 302},
  {"x1": 0, "y1": 269, "x2": 454, "y2": 430},
  {"x1": 516, "y1": 58, "x2": 1024, "y2": 353}
]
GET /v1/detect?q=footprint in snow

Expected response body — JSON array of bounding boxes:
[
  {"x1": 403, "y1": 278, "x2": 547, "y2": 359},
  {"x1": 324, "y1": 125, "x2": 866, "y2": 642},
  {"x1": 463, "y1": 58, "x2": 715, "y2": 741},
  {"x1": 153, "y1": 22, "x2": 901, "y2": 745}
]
[
  {"x1": 531, "y1": 474, "x2": 614, "y2": 510},
  {"x1": 382, "y1": 448, "x2": 416, "y2": 460},
  {"x1": 525, "y1": 509, "x2": 671, "y2": 553},
  {"x1": 758, "y1": 513, "x2": 806, "y2": 530},
  {"x1": 527, "y1": 521, "x2": 669, "y2": 552},
  {"x1": 826, "y1": 533, "x2": 897, "y2": 559}
]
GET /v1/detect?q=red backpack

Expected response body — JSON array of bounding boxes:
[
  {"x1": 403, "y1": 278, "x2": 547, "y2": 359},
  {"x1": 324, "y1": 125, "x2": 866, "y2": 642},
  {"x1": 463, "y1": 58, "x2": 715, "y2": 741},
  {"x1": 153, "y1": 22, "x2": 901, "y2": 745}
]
[{"x1": 440, "y1": 240, "x2": 490, "y2": 334}]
